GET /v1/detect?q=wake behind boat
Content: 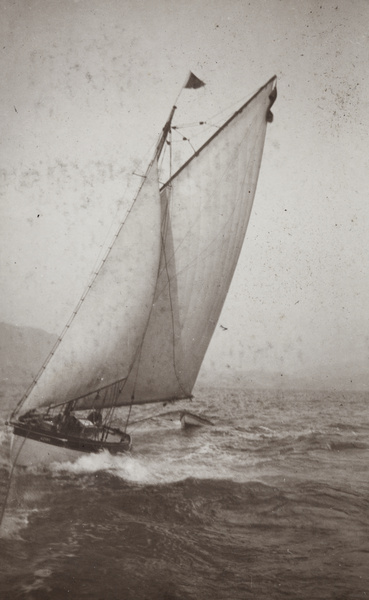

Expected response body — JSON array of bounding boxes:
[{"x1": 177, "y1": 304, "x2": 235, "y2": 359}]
[{"x1": 9, "y1": 73, "x2": 277, "y2": 468}]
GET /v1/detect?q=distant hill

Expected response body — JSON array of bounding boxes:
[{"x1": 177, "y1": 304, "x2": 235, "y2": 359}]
[{"x1": 0, "y1": 322, "x2": 57, "y2": 416}]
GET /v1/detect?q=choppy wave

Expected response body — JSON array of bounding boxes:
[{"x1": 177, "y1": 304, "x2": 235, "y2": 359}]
[{"x1": 1, "y1": 389, "x2": 369, "y2": 599}]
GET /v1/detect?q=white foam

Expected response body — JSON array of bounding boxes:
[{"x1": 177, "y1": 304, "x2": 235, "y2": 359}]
[
  {"x1": 49, "y1": 440, "x2": 259, "y2": 485},
  {"x1": 0, "y1": 508, "x2": 33, "y2": 539},
  {"x1": 0, "y1": 428, "x2": 10, "y2": 445}
]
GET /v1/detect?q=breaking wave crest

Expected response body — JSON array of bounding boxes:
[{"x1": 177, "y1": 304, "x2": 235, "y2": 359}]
[{"x1": 49, "y1": 443, "x2": 257, "y2": 485}]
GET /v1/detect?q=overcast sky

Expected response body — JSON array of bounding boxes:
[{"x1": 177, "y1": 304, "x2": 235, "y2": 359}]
[{"x1": 1, "y1": 0, "x2": 368, "y2": 389}]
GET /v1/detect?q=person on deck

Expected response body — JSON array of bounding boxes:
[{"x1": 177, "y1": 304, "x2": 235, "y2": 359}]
[{"x1": 87, "y1": 409, "x2": 102, "y2": 426}]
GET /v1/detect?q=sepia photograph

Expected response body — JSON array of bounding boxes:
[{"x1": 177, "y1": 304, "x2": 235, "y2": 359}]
[{"x1": 1, "y1": 1, "x2": 368, "y2": 598}]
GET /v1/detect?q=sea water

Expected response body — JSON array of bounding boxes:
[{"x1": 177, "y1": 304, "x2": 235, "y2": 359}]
[{"x1": 0, "y1": 388, "x2": 368, "y2": 599}]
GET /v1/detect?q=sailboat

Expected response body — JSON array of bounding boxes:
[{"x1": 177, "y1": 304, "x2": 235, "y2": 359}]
[{"x1": 9, "y1": 74, "x2": 277, "y2": 468}]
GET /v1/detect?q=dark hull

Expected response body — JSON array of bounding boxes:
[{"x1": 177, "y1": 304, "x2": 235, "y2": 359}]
[{"x1": 10, "y1": 422, "x2": 131, "y2": 467}]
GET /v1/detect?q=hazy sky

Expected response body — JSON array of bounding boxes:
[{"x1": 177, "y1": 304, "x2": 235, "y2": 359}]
[{"x1": 1, "y1": 0, "x2": 368, "y2": 389}]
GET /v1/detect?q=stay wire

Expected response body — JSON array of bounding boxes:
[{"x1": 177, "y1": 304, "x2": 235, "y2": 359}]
[{"x1": 0, "y1": 433, "x2": 28, "y2": 531}]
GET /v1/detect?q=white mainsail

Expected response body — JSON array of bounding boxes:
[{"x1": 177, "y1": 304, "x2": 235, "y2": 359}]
[
  {"x1": 112, "y1": 76, "x2": 277, "y2": 407},
  {"x1": 19, "y1": 160, "x2": 162, "y2": 413}
]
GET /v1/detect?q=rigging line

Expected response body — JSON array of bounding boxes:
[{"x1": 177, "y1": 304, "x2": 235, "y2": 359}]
[
  {"x1": 170, "y1": 125, "x2": 219, "y2": 145},
  {"x1": 86, "y1": 178, "x2": 132, "y2": 281},
  {"x1": 169, "y1": 125, "x2": 173, "y2": 185},
  {"x1": 121, "y1": 243, "x2": 166, "y2": 426},
  {"x1": 121, "y1": 227, "x2": 169, "y2": 425},
  {"x1": 164, "y1": 131, "x2": 188, "y2": 396},
  {"x1": 172, "y1": 121, "x2": 207, "y2": 129},
  {"x1": 11, "y1": 158, "x2": 157, "y2": 421},
  {"x1": 73, "y1": 376, "x2": 128, "y2": 404},
  {"x1": 158, "y1": 132, "x2": 170, "y2": 173},
  {"x1": 171, "y1": 120, "x2": 218, "y2": 138},
  {"x1": 170, "y1": 127, "x2": 197, "y2": 154},
  {"x1": 171, "y1": 98, "x2": 253, "y2": 144},
  {"x1": 103, "y1": 390, "x2": 117, "y2": 431},
  {"x1": 160, "y1": 188, "x2": 189, "y2": 399},
  {"x1": 37, "y1": 375, "x2": 128, "y2": 411},
  {"x1": 160, "y1": 119, "x2": 173, "y2": 238},
  {"x1": 124, "y1": 402, "x2": 133, "y2": 432},
  {"x1": 0, "y1": 433, "x2": 28, "y2": 531},
  {"x1": 122, "y1": 214, "x2": 172, "y2": 427},
  {"x1": 122, "y1": 320, "x2": 155, "y2": 430},
  {"x1": 187, "y1": 139, "x2": 197, "y2": 154},
  {"x1": 155, "y1": 131, "x2": 172, "y2": 250},
  {"x1": 135, "y1": 126, "x2": 165, "y2": 176}
]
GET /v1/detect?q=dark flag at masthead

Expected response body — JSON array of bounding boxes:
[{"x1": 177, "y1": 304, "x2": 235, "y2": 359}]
[{"x1": 184, "y1": 72, "x2": 205, "y2": 89}]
